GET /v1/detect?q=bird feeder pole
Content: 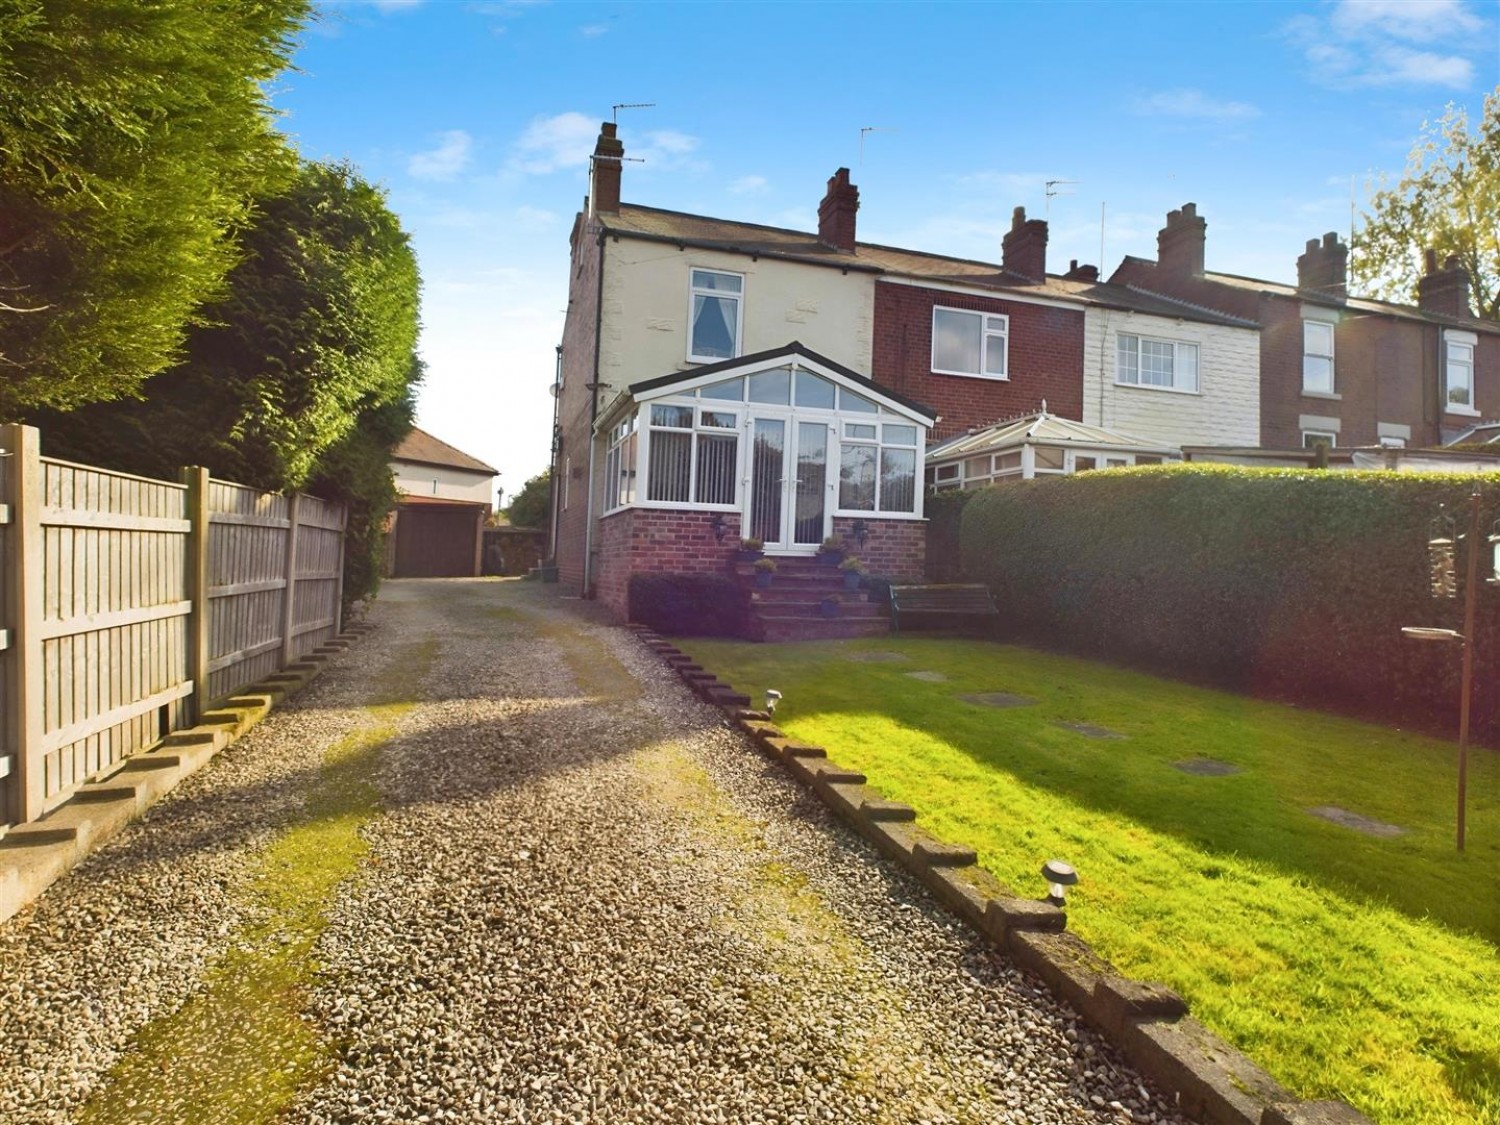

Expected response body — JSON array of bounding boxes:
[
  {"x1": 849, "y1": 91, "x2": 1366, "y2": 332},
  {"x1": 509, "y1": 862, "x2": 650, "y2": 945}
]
[{"x1": 1455, "y1": 490, "x2": 1481, "y2": 852}]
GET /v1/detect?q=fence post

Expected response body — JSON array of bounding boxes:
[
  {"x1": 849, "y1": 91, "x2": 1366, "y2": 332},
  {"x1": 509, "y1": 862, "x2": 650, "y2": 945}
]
[
  {"x1": 333, "y1": 506, "x2": 347, "y2": 634},
  {"x1": 280, "y1": 493, "x2": 302, "y2": 668},
  {"x1": 181, "y1": 467, "x2": 211, "y2": 722},
  {"x1": 3, "y1": 424, "x2": 45, "y2": 826}
]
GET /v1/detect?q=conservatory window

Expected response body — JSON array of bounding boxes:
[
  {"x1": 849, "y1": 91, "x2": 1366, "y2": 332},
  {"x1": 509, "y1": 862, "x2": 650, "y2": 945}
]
[
  {"x1": 603, "y1": 416, "x2": 638, "y2": 512},
  {"x1": 645, "y1": 403, "x2": 739, "y2": 505},
  {"x1": 839, "y1": 420, "x2": 918, "y2": 513}
]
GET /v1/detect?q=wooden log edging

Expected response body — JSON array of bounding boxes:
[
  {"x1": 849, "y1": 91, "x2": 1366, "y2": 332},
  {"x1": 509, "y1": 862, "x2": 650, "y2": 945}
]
[
  {"x1": 0, "y1": 625, "x2": 375, "y2": 925},
  {"x1": 627, "y1": 626, "x2": 1372, "y2": 1125}
]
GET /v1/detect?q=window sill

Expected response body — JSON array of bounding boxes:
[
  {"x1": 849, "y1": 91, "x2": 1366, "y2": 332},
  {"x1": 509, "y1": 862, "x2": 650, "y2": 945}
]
[
  {"x1": 686, "y1": 353, "x2": 741, "y2": 366},
  {"x1": 931, "y1": 369, "x2": 1009, "y2": 382},
  {"x1": 1444, "y1": 404, "x2": 1481, "y2": 417},
  {"x1": 832, "y1": 510, "x2": 926, "y2": 521},
  {"x1": 1301, "y1": 389, "x2": 1341, "y2": 401},
  {"x1": 1113, "y1": 381, "x2": 1202, "y2": 397}
]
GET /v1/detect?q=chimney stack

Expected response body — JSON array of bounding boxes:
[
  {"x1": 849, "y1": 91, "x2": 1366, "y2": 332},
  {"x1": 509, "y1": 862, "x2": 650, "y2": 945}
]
[
  {"x1": 1063, "y1": 259, "x2": 1099, "y2": 283},
  {"x1": 1157, "y1": 202, "x2": 1206, "y2": 278},
  {"x1": 589, "y1": 122, "x2": 624, "y2": 216},
  {"x1": 1001, "y1": 206, "x2": 1048, "y2": 281},
  {"x1": 817, "y1": 168, "x2": 860, "y2": 252},
  {"x1": 1417, "y1": 249, "x2": 1472, "y2": 318},
  {"x1": 1297, "y1": 232, "x2": 1348, "y2": 301}
]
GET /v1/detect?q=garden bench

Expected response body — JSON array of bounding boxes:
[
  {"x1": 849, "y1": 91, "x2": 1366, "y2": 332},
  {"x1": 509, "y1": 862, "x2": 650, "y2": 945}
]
[{"x1": 889, "y1": 584, "x2": 999, "y2": 635}]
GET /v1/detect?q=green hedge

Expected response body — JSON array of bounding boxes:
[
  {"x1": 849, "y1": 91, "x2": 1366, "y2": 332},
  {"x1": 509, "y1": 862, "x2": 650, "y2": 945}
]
[
  {"x1": 628, "y1": 574, "x2": 752, "y2": 638},
  {"x1": 960, "y1": 465, "x2": 1500, "y2": 738},
  {"x1": 924, "y1": 488, "x2": 978, "y2": 581}
]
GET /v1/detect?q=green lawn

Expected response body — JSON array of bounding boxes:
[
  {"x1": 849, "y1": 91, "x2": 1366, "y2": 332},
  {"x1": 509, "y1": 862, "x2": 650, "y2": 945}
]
[{"x1": 679, "y1": 636, "x2": 1500, "y2": 1125}]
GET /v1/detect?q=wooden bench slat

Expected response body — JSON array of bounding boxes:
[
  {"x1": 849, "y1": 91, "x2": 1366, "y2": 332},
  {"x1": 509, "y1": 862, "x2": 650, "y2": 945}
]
[{"x1": 889, "y1": 584, "x2": 998, "y2": 634}]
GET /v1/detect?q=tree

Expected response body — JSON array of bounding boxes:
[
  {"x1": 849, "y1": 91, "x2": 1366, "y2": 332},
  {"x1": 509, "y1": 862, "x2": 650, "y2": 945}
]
[
  {"x1": 39, "y1": 160, "x2": 421, "y2": 492},
  {"x1": 504, "y1": 469, "x2": 551, "y2": 529},
  {"x1": 1355, "y1": 92, "x2": 1500, "y2": 320},
  {"x1": 0, "y1": 0, "x2": 310, "y2": 414}
]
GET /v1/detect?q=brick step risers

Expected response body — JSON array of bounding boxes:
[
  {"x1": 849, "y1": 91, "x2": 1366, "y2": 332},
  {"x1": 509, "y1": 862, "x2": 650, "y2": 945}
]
[
  {"x1": 757, "y1": 616, "x2": 892, "y2": 642},
  {"x1": 750, "y1": 585, "x2": 870, "y2": 605},
  {"x1": 751, "y1": 598, "x2": 882, "y2": 619}
]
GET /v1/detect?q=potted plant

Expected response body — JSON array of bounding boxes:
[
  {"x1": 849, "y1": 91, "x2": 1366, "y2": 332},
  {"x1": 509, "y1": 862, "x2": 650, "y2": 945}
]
[
  {"x1": 753, "y1": 557, "x2": 777, "y2": 588},
  {"x1": 838, "y1": 555, "x2": 866, "y2": 591},
  {"x1": 816, "y1": 535, "x2": 846, "y2": 566},
  {"x1": 819, "y1": 593, "x2": 842, "y2": 618},
  {"x1": 736, "y1": 536, "x2": 764, "y2": 563}
]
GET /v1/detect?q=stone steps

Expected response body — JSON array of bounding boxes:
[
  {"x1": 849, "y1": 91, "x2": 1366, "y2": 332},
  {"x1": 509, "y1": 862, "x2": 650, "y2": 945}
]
[{"x1": 733, "y1": 554, "x2": 889, "y2": 642}]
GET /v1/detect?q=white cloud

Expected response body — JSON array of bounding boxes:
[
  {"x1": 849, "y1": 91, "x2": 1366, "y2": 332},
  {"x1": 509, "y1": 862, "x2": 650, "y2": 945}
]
[
  {"x1": 1331, "y1": 0, "x2": 1484, "y2": 43},
  {"x1": 581, "y1": 22, "x2": 608, "y2": 37},
  {"x1": 1285, "y1": 0, "x2": 1486, "y2": 89},
  {"x1": 729, "y1": 175, "x2": 769, "y2": 195},
  {"x1": 510, "y1": 111, "x2": 597, "y2": 174},
  {"x1": 953, "y1": 171, "x2": 1053, "y2": 196},
  {"x1": 1132, "y1": 89, "x2": 1261, "y2": 121},
  {"x1": 408, "y1": 130, "x2": 473, "y2": 181}
]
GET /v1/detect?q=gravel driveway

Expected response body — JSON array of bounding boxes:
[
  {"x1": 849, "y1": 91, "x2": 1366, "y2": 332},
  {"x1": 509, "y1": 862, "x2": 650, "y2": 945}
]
[{"x1": 0, "y1": 579, "x2": 1189, "y2": 1125}]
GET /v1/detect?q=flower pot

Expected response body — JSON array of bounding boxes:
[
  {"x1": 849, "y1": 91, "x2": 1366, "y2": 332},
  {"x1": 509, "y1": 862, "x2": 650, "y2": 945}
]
[
  {"x1": 736, "y1": 549, "x2": 764, "y2": 563},
  {"x1": 842, "y1": 570, "x2": 861, "y2": 592},
  {"x1": 818, "y1": 550, "x2": 844, "y2": 567},
  {"x1": 754, "y1": 570, "x2": 773, "y2": 589},
  {"x1": 819, "y1": 598, "x2": 840, "y2": 619}
]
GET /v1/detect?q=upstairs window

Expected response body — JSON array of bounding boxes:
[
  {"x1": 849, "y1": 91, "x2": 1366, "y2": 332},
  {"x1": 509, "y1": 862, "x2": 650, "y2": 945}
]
[
  {"x1": 932, "y1": 307, "x2": 1008, "y2": 379},
  {"x1": 1303, "y1": 320, "x2": 1335, "y2": 394},
  {"x1": 1446, "y1": 335, "x2": 1476, "y2": 411},
  {"x1": 689, "y1": 269, "x2": 743, "y2": 362},
  {"x1": 1117, "y1": 334, "x2": 1198, "y2": 392}
]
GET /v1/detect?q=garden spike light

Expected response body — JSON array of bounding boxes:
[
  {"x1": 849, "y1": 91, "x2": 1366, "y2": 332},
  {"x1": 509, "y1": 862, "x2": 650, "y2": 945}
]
[
  {"x1": 1041, "y1": 859, "x2": 1078, "y2": 907},
  {"x1": 765, "y1": 689, "x2": 782, "y2": 715}
]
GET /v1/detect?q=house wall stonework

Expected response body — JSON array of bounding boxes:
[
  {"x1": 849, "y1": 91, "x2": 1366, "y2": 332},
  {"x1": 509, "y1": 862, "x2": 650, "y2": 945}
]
[
  {"x1": 600, "y1": 238, "x2": 877, "y2": 391},
  {"x1": 872, "y1": 282, "x2": 1084, "y2": 442},
  {"x1": 1080, "y1": 308, "x2": 1260, "y2": 448},
  {"x1": 555, "y1": 215, "x2": 604, "y2": 594}
]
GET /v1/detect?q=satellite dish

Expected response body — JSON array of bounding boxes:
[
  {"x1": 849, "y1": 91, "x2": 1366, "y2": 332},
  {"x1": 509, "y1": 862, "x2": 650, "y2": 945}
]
[{"x1": 548, "y1": 382, "x2": 562, "y2": 398}]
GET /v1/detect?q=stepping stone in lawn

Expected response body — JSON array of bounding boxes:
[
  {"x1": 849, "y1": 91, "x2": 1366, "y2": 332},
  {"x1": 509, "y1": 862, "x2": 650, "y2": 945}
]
[
  {"x1": 1308, "y1": 806, "x2": 1407, "y2": 838},
  {"x1": 1173, "y1": 758, "x2": 1243, "y2": 777},
  {"x1": 844, "y1": 651, "x2": 910, "y2": 663},
  {"x1": 959, "y1": 692, "x2": 1036, "y2": 709},
  {"x1": 905, "y1": 670, "x2": 949, "y2": 682},
  {"x1": 1056, "y1": 721, "x2": 1126, "y2": 740}
]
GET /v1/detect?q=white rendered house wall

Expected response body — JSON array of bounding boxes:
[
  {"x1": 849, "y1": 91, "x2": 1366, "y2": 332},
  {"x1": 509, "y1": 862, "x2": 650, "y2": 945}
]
[{"x1": 392, "y1": 462, "x2": 495, "y2": 506}]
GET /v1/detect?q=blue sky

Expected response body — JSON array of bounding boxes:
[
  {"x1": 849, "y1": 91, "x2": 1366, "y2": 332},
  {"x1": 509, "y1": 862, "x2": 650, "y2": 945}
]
[{"x1": 273, "y1": 0, "x2": 1499, "y2": 502}]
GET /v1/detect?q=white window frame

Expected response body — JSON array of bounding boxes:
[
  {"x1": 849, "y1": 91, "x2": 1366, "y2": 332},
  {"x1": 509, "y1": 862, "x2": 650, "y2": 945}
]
[
  {"x1": 835, "y1": 420, "x2": 922, "y2": 517},
  {"x1": 931, "y1": 306, "x2": 1008, "y2": 380},
  {"x1": 1302, "y1": 430, "x2": 1337, "y2": 450},
  {"x1": 1116, "y1": 333, "x2": 1199, "y2": 394},
  {"x1": 634, "y1": 401, "x2": 742, "y2": 512},
  {"x1": 601, "y1": 416, "x2": 639, "y2": 514},
  {"x1": 1445, "y1": 331, "x2": 1478, "y2": 415},
  {"x1": 687, "y1": 268, "x2": 745, "y2": 364},
  {"x1": 1302, "y1": 318, "x2": 1336, "y2": 395}
]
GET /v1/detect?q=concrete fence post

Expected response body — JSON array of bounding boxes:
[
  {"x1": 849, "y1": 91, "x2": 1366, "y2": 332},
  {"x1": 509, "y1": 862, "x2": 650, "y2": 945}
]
[
  {"x1": 2, "y1": 424, "x2": 45, "y2": 826},
  {"x1": 280, "y1": 493, "x2": 302, "y2": 668},
  {"x1": 181, "y1": 467, "x2": 212, "y2": 722}
]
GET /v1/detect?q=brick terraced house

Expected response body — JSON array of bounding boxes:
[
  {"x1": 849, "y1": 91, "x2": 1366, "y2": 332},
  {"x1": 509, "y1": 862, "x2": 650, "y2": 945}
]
[
  {"x1": 1111, "y1": 203, "x2": 1500, "y2": 452},
  {"x1": 551, "y1": 123, "x2": 1263, "y2": 624}
]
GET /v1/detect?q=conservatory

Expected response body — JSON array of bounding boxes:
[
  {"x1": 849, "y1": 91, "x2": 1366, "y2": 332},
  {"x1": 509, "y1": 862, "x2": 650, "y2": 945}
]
[
  {"x1": 926, "y1": 408, "x2": 1180, "y2": 491},
  {"x1": 588, "y1": 345, "x2": 936, "y2": 615}
]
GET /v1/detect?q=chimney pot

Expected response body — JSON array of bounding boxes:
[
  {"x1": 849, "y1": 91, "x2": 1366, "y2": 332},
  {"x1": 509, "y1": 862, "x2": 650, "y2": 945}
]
[{"x1": 817, "y1": 167, "x2": 860, "y2": 252}]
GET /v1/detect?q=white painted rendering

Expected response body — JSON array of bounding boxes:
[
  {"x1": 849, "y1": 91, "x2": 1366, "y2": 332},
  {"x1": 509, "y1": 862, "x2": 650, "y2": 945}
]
[
  {"x1": 392, "y1": 461, "x2": 495, "y2": 506},
  {"x1": 1081, "y1": 307, "x2": 1259, "y2": 448},
  {"x1": 598, "y1": 239, "x2": 877, "y2": 389}
]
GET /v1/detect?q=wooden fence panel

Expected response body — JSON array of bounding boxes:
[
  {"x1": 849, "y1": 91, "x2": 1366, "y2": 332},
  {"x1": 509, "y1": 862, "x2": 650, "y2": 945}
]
[
  {"x1": 290, "y1": 495, "x2": 345, "y2": 655},
  {"x1": 0, "y1": 432, "x2": 13, "y2": 824},
  {"x1": 205, "y1": 481, "x2": 292, "y2": 703},
  {"x1": 36, "y1": 459, "x2": 192, "y2": 812}
]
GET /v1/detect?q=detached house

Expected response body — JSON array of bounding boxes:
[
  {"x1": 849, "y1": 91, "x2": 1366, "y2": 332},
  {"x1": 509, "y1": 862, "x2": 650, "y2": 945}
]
[
  {"x1": 552, "y1": 123, "x2": 1262, "y2": 618},
  {"x1": 1111, "y1": 204, "x2": 1500, "y2": 451}
]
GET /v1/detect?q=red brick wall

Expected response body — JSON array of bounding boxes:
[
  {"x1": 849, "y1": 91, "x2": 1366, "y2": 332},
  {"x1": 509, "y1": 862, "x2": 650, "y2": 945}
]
[
  {"x1": 872, "y1": 283, "x2": 1085, "y2": 442},
  {"x1": 830, "y1": 516, "x2": 926, "y2": 579}
]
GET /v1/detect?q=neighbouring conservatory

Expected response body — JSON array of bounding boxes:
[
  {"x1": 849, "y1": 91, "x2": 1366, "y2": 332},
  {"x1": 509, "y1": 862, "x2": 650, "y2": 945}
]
[
  {"x1": 588, "y1": 343, "x2": 936, "y2": 617},
  {"x1": 925, "y1": 408, "x2": 1180, "y2": 490}
]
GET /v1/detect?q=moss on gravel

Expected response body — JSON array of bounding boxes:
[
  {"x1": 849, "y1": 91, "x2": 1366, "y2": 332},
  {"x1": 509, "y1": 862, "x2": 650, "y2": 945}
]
[{"x1": 76, "y1": 643, "x2": 435, "y2": 1125}]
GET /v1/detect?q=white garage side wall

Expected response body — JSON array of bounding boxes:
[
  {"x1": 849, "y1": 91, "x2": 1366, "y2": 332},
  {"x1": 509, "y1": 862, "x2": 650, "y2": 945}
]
[
  {"x1": 600, "y1": 239, "x2": 877, "y2": 387},
  {"x1": 393, "y1": 462, "x2": 495, "y2": 506},
  {"x1": 1081, "y1": 309, "x2": 1260, "y2": 448}
]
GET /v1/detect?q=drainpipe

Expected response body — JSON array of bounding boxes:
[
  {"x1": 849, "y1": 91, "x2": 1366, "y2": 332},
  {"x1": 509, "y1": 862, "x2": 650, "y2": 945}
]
[
  {"x1": 546, "y1": 343, "x2": 563, "y2": 561},
  {"x1": 582, "y1": 227, "x2": 607, "y2": 595}
]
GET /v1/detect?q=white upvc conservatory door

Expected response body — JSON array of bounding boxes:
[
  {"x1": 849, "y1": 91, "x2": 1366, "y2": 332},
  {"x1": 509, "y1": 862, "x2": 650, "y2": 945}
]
[{"x1": 747, "y1": 414, "x2": 830, "y2": 553}]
